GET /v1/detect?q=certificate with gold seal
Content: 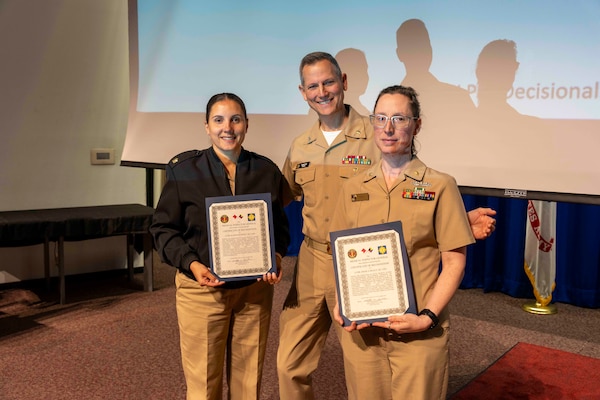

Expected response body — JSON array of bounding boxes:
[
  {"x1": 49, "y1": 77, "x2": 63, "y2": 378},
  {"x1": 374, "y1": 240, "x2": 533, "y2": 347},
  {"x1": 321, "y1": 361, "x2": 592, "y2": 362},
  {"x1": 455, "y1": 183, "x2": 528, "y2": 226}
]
[
  {"x1": 329, "y1": 221, "x2": 416, "y2": 326},
  {"x1": 205, "y1": 193, "x2": 276, "y2": 281}
]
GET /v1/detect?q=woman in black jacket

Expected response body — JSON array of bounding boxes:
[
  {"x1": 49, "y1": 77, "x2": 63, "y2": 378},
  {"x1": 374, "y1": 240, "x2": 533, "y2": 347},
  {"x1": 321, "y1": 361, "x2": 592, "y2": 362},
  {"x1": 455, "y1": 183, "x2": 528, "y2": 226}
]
[{"x1": 151, "y1": 93, "x2": 290, "y2": 400}]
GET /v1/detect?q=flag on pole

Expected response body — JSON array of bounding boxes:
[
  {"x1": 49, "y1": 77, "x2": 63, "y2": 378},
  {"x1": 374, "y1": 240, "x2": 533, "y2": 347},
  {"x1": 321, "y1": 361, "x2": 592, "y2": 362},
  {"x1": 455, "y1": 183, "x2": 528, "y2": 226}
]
[{"x1": 524, "y1": 200, "x2": 557, "y2": 306}]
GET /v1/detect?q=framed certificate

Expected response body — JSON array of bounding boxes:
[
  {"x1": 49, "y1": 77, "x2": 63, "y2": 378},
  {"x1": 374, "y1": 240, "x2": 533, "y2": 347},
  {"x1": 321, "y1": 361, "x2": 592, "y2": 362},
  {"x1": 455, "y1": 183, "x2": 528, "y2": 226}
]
[
  {"x1": 330, "y1": 221, "x2": 416, "y2": 326},
  {"x1": 205, "y1": 193, "x2": 276, "y2": 281}
]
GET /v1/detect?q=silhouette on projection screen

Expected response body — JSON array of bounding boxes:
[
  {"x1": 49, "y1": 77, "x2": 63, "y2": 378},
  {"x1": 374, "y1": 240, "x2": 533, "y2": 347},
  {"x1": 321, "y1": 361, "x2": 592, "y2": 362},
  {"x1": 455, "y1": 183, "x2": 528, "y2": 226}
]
[{"x1": 122, "y1": 0, "x2": 600, "y2": 204}]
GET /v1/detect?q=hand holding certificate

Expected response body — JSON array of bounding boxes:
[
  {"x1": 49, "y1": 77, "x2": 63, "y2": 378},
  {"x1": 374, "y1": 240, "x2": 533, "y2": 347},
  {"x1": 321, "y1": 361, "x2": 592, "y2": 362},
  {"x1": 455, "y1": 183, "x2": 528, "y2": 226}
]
[
  {"x1": 206, "y1": 193, "x2": 277, "y2": 281},
  {"x1": 330, "y1": 221, "x2": 417, "y2": 326}
]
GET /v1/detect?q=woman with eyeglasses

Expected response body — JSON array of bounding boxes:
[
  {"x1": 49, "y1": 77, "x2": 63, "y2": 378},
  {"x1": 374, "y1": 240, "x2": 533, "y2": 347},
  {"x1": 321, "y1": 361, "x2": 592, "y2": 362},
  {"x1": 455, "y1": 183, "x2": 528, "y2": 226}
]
[{"x1": 330, "y1": 85, "x2": 475, "y2": 400}]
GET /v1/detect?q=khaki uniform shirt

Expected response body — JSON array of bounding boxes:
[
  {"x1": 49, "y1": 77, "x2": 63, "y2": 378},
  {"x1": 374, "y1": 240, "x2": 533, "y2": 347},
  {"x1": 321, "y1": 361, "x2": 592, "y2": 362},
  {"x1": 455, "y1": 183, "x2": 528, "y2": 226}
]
[
  {"x1": 282, "y1": 105, "x2": 380, "y2": 244},
  {"x1": 330, "y1": 157, "x2": 475, "y2": 318}
]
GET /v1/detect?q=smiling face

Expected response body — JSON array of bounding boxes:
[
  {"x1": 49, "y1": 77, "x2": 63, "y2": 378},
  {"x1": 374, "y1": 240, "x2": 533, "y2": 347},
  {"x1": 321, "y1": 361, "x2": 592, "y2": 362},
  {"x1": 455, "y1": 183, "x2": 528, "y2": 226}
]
[
  {"x1": 372, "y1": 93, "x2": 421, "y2": 156},
  {"x1": 204, "y1": 98, "x2": 248, "y2": 157},
  {"x1": 299, "y1": 59, "x2": 347, "y2": 118}
]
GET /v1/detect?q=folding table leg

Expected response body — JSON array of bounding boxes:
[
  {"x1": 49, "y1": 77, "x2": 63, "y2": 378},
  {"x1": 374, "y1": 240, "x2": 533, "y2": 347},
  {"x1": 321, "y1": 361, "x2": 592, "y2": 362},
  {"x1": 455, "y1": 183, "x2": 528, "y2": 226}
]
[
  {"x1": 58, "y1": 236, "x2": 65, "y2": 305},
  {"x1": 44, "y1": 238, "x2": 50, "y2": 290},
  {"x1": 127, "y1": 234, "x2": 134, "y2": 281},
  {"x1": 143, "y1": 233, "x2": 153, "y2": 292}
]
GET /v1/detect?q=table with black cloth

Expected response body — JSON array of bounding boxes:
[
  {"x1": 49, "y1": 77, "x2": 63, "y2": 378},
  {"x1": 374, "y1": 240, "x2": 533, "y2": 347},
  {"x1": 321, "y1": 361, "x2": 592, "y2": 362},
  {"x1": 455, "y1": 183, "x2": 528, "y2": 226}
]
[{"x1": 0, "y1": 204, "x2": 155, "y2": 304}]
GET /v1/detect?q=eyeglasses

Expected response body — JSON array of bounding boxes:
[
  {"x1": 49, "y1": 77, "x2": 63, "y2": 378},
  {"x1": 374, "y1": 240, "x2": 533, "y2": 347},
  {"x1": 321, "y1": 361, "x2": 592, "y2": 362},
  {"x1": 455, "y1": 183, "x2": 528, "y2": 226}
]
[{"x1": 369, "y1": 114, "x2": 418, "y2": 129}]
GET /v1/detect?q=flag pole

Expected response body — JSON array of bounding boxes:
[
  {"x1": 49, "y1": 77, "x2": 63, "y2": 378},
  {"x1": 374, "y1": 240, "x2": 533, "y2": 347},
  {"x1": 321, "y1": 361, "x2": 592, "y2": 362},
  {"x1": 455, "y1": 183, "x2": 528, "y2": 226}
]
[{"x1": 522, "y1": 200, "x2": 558, "y2": 315}]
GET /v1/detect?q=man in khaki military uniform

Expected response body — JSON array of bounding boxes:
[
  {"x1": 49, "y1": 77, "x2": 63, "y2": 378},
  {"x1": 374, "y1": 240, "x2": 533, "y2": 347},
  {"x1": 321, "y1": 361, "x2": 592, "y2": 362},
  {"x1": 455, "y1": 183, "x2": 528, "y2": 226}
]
[{"x1": 277, "y1": 51, "x2": 380, "y2": 400}]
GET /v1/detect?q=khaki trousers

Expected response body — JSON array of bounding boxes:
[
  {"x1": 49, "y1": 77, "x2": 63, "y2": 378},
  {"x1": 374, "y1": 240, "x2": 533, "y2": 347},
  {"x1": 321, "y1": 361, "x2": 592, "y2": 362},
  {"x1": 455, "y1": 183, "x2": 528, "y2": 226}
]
[
  {"x1": 277, "y1": 241, "x2": 343, "y2": 400},
  {"x1": 341, "y1": 326, "x2": 449, "y2": 400},
  {"x1": 175, "y1": 272, "x2": 274, "y2": 400}
]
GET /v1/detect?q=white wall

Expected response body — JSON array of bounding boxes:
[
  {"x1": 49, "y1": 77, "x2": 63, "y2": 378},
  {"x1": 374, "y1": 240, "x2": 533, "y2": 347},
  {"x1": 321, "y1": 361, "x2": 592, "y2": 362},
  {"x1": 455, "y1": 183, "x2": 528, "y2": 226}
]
[{"x1": 0, "y1": 0, "x2": 146, "y2": 283}]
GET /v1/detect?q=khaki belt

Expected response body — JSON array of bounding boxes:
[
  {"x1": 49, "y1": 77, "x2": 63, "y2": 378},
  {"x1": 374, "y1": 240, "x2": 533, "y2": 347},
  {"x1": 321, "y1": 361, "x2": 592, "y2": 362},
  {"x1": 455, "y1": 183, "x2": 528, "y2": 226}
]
[{"x1": 304, "y1": 237, "x2": 332, "y2": 255}]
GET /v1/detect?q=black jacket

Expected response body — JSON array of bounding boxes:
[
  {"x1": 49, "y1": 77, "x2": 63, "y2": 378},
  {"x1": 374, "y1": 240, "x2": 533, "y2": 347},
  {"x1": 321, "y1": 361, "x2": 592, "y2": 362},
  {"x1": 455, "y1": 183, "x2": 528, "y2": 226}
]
[{"x1": 150, "y1": 147, "x2": 290, "y2": 287}]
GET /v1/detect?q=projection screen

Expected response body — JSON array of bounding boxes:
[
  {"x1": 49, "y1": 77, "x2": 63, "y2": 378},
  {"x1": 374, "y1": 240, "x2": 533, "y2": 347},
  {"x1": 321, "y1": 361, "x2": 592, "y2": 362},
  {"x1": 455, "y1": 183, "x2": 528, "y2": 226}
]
[{"x1": 122, "y1": 0, "x2": 600, "y2": 204}]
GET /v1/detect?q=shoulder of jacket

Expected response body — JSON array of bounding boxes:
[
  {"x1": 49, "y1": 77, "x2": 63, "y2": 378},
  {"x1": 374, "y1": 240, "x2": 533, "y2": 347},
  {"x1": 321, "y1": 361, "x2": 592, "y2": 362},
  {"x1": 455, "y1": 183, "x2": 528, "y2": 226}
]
[
  {"x1": 289, "y1": 124, "x2": 317, "y2": 146},
  {"x1": 423, "y1": 167, "x2": 457, "y2": 185},
  {"x1": 346, "y1": 106, "x2": 372, "y2": 139},
  {"x1": 167, "y1": 150, "x2": 203, "y2": 168},
  {"x1": 246, "y1": 150, "x2": 278, "y2": 168},
  {"x1": 408, "y1": 159, "x2": 457, "y2": 187}
]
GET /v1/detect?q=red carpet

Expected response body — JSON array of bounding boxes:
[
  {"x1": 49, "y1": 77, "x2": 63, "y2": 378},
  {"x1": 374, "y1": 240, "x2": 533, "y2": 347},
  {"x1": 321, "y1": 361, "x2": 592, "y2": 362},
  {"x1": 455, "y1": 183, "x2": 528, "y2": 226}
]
[{"x1": 451, "y1": 342, "x2": 600, "y2": 400}]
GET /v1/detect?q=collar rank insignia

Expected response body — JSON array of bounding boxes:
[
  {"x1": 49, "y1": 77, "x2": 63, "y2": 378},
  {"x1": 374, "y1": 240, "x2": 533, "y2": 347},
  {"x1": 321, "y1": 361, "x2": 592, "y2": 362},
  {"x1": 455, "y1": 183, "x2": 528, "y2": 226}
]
[
  {"x1": 351, "y1": 193, "x2": 369, "y2": 202},
  {"x1": 342, "y1": 155, "x2": 372, "y2": 165},
  {"x1": 402, "y1": 187, "x2": 435, "y2": 201}
]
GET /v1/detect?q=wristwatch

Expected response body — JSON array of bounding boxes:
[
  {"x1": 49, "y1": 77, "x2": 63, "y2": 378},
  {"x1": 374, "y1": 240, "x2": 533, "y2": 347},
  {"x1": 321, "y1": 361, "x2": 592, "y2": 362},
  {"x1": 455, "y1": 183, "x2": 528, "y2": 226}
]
[{"x1": 418, "y1": 308, "x2": 439, "y2": 329}]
